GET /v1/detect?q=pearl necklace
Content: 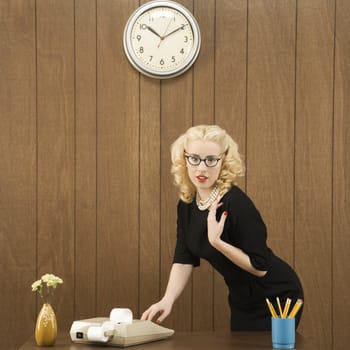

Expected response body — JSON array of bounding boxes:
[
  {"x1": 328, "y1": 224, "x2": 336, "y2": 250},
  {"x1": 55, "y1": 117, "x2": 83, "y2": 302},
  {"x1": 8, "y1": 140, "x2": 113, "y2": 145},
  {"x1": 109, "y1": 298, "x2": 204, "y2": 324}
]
[{"x1": 196, "y1": 185, "x2": 220, "y2": 211}]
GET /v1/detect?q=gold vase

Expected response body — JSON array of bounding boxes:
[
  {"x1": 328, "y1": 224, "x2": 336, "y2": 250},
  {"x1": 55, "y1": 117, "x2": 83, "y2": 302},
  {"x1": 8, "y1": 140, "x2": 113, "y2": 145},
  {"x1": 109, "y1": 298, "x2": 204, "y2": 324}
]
[{"x1": 35, "y1": 303, "x2": 57, "y2": 346}]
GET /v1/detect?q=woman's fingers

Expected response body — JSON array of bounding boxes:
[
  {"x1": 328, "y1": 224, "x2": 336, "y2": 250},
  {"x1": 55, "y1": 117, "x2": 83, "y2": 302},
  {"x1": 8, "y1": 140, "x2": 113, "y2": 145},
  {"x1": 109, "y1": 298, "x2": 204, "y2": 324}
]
[
  {"x1": 141, "y1": 302, "x2": 170, "y2": 323},
  {"x1": 208, "y1": 198, "x2": 224, "y2": 220}
]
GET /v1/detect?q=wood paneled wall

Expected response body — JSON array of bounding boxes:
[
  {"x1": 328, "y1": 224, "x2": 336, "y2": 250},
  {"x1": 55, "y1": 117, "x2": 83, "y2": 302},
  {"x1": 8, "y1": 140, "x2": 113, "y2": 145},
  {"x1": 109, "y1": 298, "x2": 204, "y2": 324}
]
[{"x1": 1, "y1": 1, "x2": 349, "y2": 349}]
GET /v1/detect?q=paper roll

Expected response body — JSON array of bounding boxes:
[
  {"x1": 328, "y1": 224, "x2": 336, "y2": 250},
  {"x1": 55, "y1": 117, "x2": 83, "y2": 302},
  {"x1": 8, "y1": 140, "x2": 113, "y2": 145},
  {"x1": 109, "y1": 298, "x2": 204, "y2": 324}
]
[
  {"x1": 110, "y1": 308, "x2": 133, "y2": 324},
  {"x1": 102, "y1": 321, "x2": 115, "y2": 336},
  {"x1": 87, "y1": 326, "x2": 110, "y2": 342}
]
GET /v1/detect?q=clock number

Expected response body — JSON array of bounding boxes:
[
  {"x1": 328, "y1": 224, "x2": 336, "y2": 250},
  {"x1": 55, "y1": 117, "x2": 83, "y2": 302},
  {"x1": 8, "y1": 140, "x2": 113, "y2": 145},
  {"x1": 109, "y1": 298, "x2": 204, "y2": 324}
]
[
  {"x1": 136, "y1": 35, "x2": 141, "y2": 41},
  {"x1": 180, "y1": 48, "x2": 184, "y2": 54},
  {"x1": 149, "y1": 56, "x2": 153, "y2": 62},
  {"x1": 184, "y1": 36, "x2": 188, "y2": 43},
  {"x1": 171, "y1": 56, "x2": 175, "y2": 62},
  {"x1": 139, "y1": 47, "x2": 144, "y2": 54},
  {"x1": 160, "y1": 59, "x2": 165, "y2": 66},
  {"x1": 140, "y1": 24, "x2": 147, "y2": 30}
]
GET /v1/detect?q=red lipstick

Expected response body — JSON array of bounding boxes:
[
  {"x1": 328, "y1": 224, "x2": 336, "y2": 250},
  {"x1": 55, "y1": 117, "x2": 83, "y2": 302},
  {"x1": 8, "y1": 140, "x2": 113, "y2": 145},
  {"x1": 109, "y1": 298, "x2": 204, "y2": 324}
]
[{"x1": 196, "y1": 175, "x2": 208, "y2": 183}]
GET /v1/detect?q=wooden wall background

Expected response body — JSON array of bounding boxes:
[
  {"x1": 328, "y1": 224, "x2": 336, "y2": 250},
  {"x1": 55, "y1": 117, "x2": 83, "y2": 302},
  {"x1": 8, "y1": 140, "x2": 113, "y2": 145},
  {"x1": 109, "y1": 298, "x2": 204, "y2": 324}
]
[{"x1": 1, "y1": 0, "x2": 349, "y2": 349}]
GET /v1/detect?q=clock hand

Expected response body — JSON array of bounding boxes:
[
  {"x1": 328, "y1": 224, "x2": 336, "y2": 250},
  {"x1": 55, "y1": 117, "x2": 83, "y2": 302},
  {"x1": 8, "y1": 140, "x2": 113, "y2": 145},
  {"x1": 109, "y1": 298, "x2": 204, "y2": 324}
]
[
  {"x1": 162, "y1": 24, "x2": 187, "y2": 39},
  {"x1": 157, "y1": 17, "x2": 173, "y2": 48},
  {"x1": 145, "y1": 25, "x2": 162, "y2": 39}
]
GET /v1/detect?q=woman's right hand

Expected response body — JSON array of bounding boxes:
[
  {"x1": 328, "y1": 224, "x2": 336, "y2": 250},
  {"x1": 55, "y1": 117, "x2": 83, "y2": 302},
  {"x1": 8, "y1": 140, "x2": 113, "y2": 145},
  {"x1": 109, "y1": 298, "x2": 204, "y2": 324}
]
[
  {"x1": 141, "y1": 263, "x2": 192, "y2": 324},
  {"x1": 140, "y1": 297, "x2": 173, "y2": 324}
]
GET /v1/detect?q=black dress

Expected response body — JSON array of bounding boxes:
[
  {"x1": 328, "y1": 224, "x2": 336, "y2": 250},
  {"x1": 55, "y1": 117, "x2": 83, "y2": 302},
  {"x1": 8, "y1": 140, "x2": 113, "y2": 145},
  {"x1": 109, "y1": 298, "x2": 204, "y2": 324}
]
[{"x1": 173, "y1": 185, "x2": 303, "y2": 331}]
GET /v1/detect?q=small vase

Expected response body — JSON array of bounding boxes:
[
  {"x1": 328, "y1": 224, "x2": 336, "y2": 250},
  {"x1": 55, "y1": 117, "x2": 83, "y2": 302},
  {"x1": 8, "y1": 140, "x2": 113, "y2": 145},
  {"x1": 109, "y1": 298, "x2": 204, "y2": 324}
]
[{"x1": 35, "y1": 303, "x2": 57, "y2": 346}]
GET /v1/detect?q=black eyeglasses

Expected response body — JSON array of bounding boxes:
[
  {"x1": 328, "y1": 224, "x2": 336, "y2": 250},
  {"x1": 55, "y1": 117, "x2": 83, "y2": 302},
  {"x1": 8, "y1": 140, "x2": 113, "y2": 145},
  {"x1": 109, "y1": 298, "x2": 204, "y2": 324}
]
[{"x1": 184, "y1": 152, "x2": 223, "y2": 168}]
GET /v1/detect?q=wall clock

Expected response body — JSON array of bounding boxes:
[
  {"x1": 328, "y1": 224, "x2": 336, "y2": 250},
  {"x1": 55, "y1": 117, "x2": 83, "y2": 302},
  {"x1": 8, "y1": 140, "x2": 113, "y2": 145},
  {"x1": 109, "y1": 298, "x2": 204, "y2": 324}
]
[{"x1": 123, "y1": 0, "x2": 201, "y2": 79}]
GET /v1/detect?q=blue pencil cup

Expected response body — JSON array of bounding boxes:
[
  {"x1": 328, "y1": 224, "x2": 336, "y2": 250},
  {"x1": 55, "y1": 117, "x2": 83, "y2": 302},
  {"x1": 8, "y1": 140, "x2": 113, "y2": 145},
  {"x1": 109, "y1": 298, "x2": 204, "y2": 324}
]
[{"x1": 271, "y1": 317, "x2": 295, "y2": 349}]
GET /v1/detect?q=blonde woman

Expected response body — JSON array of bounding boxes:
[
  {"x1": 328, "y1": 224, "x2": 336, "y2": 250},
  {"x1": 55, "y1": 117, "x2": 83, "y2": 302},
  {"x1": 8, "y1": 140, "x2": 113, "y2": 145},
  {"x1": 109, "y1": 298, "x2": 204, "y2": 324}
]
[{"x1": 141, "y1": 125, "x2": 303, "y2": 331}]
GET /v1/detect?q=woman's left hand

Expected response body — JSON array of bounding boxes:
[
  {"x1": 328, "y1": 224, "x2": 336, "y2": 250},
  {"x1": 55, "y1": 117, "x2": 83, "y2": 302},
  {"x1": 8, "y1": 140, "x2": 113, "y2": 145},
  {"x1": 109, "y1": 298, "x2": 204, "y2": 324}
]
[{"x1": 207, "y1": 198, "x2": 228, "y2": 247}]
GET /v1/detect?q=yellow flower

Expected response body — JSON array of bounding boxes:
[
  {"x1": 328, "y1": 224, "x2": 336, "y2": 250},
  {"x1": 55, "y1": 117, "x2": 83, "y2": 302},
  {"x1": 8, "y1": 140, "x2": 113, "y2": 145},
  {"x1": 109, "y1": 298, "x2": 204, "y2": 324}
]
[
  {"x1": 41, "y1": 274, "x2": 63, "y2": 288},
  {"x1": 31, "y1": 279, "x2": 42, "y2": 291},
  {"x1": 31, "y1": 273, "x2": 63, "y2": 302}
]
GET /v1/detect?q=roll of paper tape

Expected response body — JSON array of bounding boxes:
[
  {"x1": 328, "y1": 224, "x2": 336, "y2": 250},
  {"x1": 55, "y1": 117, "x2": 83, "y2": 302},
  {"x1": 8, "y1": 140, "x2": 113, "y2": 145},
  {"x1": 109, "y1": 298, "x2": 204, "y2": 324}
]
[
  {"x1": 110, "y1": 308, "x2": 133, "y2": 324},
  {"x1": 87, "y1": 326, "x2": 109, "y2": 342},
  {"x1": 102, "y1": 321, "x2": 115, "y2": 336}
]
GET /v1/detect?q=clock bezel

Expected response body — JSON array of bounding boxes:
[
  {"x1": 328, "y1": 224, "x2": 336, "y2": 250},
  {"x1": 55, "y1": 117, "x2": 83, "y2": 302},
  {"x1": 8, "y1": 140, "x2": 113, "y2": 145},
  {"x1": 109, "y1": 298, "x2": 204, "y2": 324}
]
[{"x1": 123, "y1": 0, "x2": 201, "y2": 79}]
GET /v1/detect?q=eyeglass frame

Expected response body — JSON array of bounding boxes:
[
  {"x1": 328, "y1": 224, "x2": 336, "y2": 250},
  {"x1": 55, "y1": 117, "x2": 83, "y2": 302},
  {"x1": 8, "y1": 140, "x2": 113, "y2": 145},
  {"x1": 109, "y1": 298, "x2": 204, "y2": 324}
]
[{"x1": 184, "y1": 151, "x2": 224, "y2": 168}]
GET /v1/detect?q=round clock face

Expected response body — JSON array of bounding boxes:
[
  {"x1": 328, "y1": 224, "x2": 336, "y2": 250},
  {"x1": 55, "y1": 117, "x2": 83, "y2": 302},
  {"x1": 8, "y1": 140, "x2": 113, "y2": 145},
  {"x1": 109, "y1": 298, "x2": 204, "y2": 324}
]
[{"x1": 123, "y1": 1, "x2": 201, "y2": 79}]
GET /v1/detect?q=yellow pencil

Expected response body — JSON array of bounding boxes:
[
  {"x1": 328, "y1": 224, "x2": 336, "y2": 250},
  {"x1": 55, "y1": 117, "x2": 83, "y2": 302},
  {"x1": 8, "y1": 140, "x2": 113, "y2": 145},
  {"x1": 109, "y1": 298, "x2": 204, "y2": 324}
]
[
  {"x1": 288, "y1": 299, "x2": 303, "y2": 318},
  {"x1": 276, "y1": 297, "x2": 283, "y2": 317},
  {"x1": 266, "y1": 298, "x2": 278, "y2": 318},
  {"x1": 282, "y1": 298, "x2": 291, "y2": 318}
]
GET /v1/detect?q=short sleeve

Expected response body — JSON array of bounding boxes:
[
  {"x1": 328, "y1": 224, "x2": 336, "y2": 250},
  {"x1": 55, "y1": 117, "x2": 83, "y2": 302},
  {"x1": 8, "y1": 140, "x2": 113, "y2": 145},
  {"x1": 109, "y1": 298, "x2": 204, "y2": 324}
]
[
  {"x1": 230, "y1": 191, "x2": 271, "y2": 271},
  {"x1": 173, "y1": 201, "x2": 200, "y2": 267}
]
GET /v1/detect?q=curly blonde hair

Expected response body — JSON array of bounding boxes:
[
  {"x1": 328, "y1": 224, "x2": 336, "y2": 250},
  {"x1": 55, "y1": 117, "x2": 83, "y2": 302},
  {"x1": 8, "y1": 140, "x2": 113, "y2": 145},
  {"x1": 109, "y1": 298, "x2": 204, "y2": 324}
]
[{"x1": 171, "y1": 125, "x2": 245, "y2": 203}]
